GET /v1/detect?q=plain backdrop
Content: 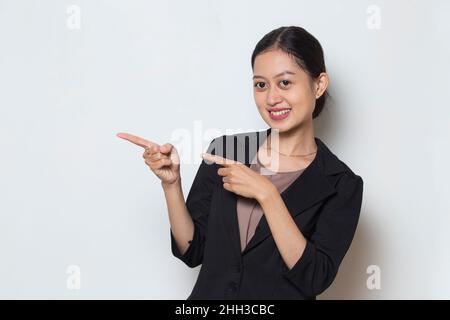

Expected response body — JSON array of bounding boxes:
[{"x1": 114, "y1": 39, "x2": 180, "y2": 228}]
[{"x1": 1, "y1": 0, "x2": 449, "y2": 299}]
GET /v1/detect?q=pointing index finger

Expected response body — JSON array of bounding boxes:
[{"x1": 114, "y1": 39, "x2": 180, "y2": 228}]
[
  {"x1": 201, "y1": 153, "x2": 240, "y2": 166},
  {"x1": 116, "y1": 132, "x2": 158, "y2": 149}
]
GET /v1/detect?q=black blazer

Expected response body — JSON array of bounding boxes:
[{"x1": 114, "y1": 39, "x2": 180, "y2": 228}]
[{"x1": 170, "y1": 127, "x2": 364, "y2": 300}]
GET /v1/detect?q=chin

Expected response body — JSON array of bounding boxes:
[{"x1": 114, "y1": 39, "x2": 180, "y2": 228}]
[
  {"x1": 264, "y1": 120, "x2": 291, "y2": 132},
  {"x1": 269, "y1": 123, "x2": 288, "y2": 130}
]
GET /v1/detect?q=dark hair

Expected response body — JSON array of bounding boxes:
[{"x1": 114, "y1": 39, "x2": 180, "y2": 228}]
[{"x1": 251, "y1": 26, "x2": 329, "y2": 119}]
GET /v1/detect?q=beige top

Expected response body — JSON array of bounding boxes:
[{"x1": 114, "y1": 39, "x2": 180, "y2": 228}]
[{"x1": 236, "y1": 155, "x2": 306, "y2": 252}]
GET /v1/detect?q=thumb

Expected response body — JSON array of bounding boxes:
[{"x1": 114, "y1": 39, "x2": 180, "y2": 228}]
[{"x1": 160, "y1": 143, "x2": 173, "y2": 154}]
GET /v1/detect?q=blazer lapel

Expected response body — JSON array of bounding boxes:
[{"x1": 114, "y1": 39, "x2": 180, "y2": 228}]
[{"x1": 214, "y1": 127, "x2": 349, "y2": 256}]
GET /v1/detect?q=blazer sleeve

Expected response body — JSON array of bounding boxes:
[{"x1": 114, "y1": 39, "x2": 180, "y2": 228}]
[
  {"x1": 283, "y1": 172, "x2": 364, "y2": 297},
  {"x1": 170, "y1": 137, "x2": 220, "y2": 268}
]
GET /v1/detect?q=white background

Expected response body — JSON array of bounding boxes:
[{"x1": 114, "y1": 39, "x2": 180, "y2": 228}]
[{"x1": 0, "y1": 0, "x2": 449, "y2": 299}]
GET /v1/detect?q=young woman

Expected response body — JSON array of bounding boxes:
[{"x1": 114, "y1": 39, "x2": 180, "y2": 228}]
[{"x1": 117, "y1": 26, "x2": 364, "y2": 300}]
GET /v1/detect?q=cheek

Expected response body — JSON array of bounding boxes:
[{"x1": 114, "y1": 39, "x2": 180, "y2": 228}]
[{"x1": 287, "y1": 88, "x2": 315, "y2": 109}]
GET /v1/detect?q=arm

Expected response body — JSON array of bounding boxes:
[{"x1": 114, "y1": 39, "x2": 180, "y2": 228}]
[
  {"x1": 258, "y1": 187, "x2": 308, "y2": 270},
  {"x1": 258, "y1": 173, "x2": 364, "y2": 297},
  {"x1": 162, "y1": 179, "x2": 194, "y2": 256},
  {"x1": 166, "y1": 138, "x2": 219, "y2": 267}
]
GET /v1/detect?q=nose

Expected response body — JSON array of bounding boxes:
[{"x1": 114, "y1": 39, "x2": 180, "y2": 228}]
[{"x1": 266, "y1": 86, "x2": 283, "y2": 106}]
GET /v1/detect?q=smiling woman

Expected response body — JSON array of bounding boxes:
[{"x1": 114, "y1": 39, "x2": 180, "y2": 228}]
[{"x1": 117, "y1": 25, "x2": 364, "y2": 300}]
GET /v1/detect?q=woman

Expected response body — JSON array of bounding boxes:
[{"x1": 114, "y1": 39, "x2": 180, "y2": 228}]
[{"x1": 117, "y1": 26, "x2": 364, "y2": 300}]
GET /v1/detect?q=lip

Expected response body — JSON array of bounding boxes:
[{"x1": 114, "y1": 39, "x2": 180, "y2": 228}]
[{"x1": 267, "y1": 108, "x2": 292, "y2": 121}]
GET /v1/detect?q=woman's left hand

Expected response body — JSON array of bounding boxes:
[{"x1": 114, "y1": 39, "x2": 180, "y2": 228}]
[{"x1": 202, "y1": 153, "x2": 276, "y2": 202}]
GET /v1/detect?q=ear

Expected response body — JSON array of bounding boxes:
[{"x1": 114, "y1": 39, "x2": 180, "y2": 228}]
[{"x1": 315, "y1": 72, "x2": 329, "y2": 99}]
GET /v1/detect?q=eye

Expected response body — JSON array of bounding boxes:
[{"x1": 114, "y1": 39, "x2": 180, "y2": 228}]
[
  {"x1": 279, "y1": 80, "x2": 291, "y2": 88},
  {"x1": 254, "y1": 82, "x2": 266, "y2": 89}
]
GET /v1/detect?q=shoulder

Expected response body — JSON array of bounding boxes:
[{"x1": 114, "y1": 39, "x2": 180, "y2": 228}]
[
  {"x1": 314, "y1": 138, "x2": 364, "y2": 213},
  {"x1": 318, "y1": 142, "x2": 364, "y2": 223}
]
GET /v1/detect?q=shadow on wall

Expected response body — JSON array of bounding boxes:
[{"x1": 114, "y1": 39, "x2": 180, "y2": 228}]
[{"x1": 318, "y1": 215, "x2": 381, "y2": 300}]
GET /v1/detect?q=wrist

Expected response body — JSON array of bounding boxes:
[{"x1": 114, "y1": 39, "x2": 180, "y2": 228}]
[
  {"x1": 256, "y1": 184, "x2": 277, "y2": 204},
  {"x1": 161, "y1": 177, "x2": 181, "y2": 191}
]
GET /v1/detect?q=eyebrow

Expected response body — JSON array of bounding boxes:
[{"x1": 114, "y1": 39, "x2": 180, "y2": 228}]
[{"x1": 252, "y1": 70, "x2": 296, "y2": 80}]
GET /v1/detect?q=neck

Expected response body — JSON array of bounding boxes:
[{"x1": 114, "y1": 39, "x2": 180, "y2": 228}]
[{"x1": 268, "y1": 120, "x2": 317, "y2": 156}]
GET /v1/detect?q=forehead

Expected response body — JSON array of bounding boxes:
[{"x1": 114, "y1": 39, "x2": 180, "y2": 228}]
[{"x1": 253, "y1": 49, "x2": 303, "y2": 77}]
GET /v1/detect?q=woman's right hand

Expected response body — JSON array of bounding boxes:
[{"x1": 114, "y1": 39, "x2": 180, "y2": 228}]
[{"x1": 116, "y1": 132, "x2": 181, "y2": 185}]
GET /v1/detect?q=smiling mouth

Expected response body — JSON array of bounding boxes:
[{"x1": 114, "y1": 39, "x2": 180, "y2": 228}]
[
  {"x1": 268, "y1": 109, "x2": 291, "y2": 116},
  {"x1": 267, "y1": 108, "x2": 292, "y2": 121}
]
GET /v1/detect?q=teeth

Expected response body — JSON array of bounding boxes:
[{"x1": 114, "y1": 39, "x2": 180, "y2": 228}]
[{"x1": 270, "y1": 109, "x2": 291, "y2": 116}]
